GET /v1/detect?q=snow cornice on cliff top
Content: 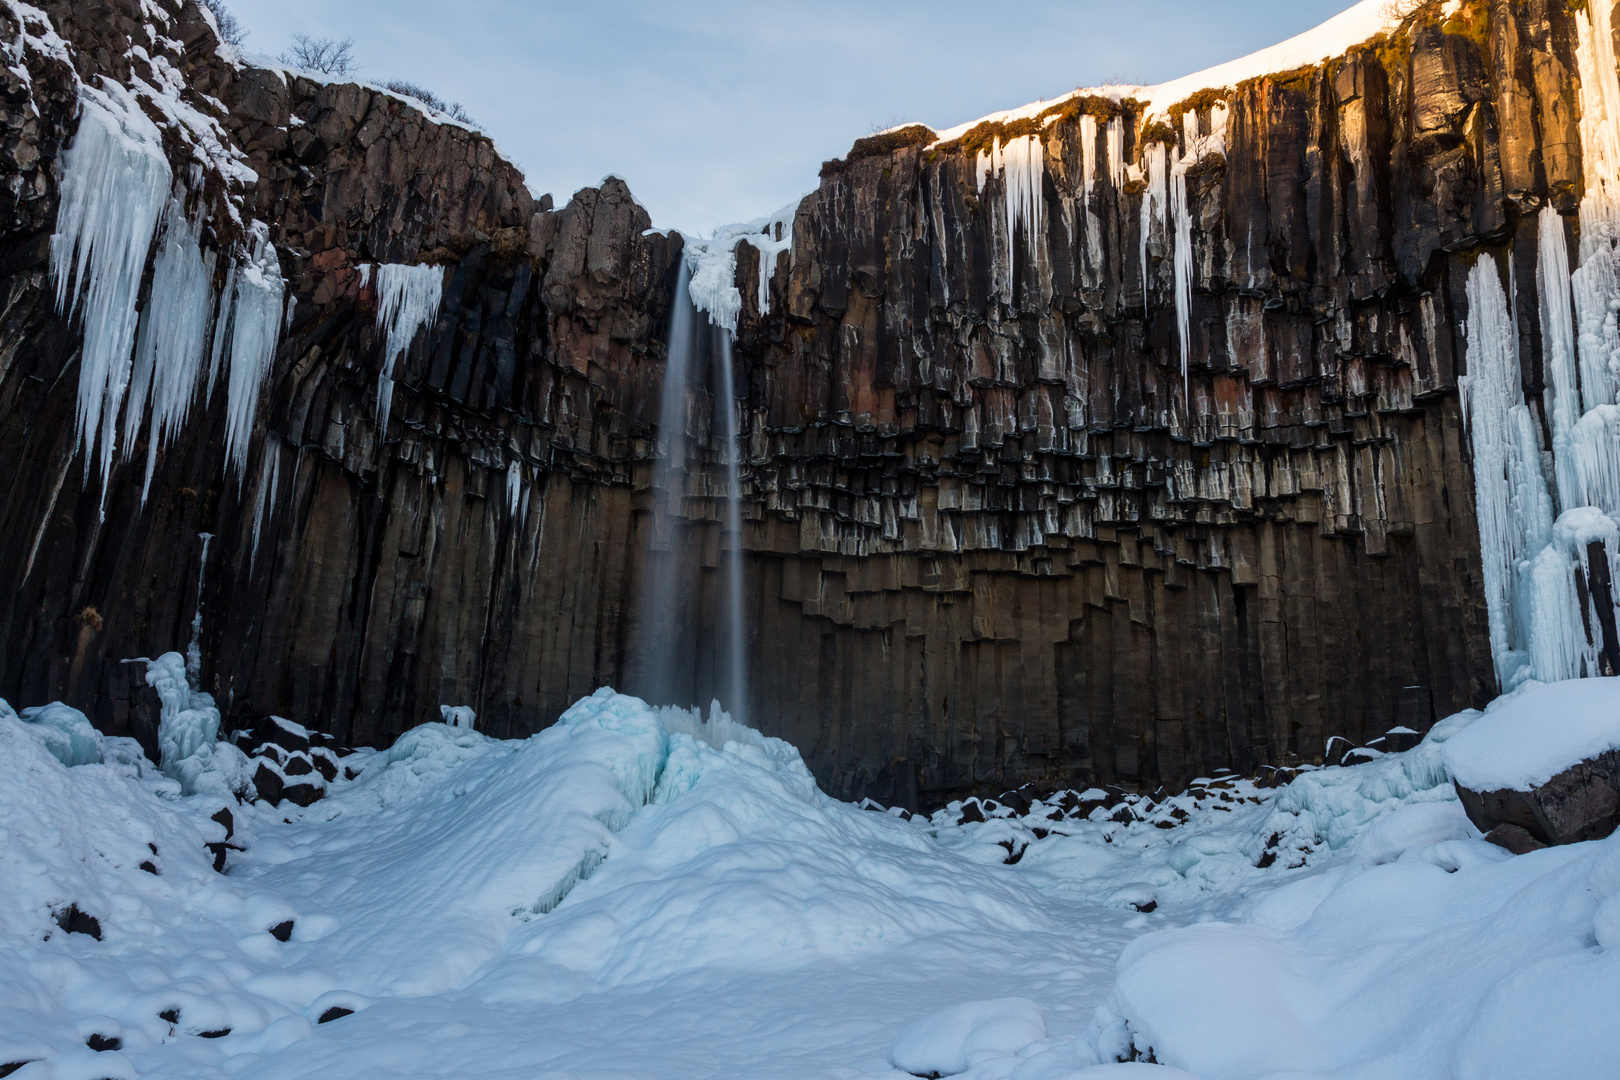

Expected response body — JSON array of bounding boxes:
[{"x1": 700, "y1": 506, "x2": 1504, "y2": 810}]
[{"x1": 913, "y1": 0, "x2": 1396, "y2": 146}]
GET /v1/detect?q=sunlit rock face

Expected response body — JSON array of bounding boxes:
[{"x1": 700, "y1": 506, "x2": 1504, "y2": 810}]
[{"x1": 0, "y1": 0, "x2": 1612, "y2": 807}]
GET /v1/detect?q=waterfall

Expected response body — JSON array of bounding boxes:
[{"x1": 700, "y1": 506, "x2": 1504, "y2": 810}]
[
  {"x1": 716, "y1": 330, "x2": 749, "y2": 725},
  {"x1": 636, "y1": 259, "x2": 699, "y2": 707},
  {"x1": 636, "y1": 229, "x2": 761, "y2": 721}
]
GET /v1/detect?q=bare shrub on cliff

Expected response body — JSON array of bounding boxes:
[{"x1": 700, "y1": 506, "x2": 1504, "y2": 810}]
[
  {"x1": 380, "y1": 79, "x2": 476, "y2": 126},
  {"x1": 198, "y1": 0, "x2": 246, "y2": 47},
  {"x1": 280, "y1": 34, "x2": 357, "y2": 77},
  {"x1": 1380, "y1": 0, "x2": 1428, "y2": 22}
]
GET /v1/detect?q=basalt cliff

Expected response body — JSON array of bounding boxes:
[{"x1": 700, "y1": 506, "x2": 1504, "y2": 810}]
[{"x1": 1, "y1": 0, "x2": 1616, "y2": 807}]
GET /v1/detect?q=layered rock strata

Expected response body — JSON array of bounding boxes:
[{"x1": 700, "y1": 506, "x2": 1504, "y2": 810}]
[{"x1": 0, "y1": 0, "x2": 1608, "y2": 805}]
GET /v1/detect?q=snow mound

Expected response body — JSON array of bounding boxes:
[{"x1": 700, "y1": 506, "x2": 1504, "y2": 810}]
[
  {"x1": 888, "y1": 997, "x2": 1046, "y2": 1076},
  {"x1": 1443, "y1": 677, "x2": 1620, "y2": 791}
]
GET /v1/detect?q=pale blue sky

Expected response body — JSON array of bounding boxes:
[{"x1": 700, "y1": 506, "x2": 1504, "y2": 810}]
[{"x1": 224, "y1": 0, "x2": 1356, "y2": 234}]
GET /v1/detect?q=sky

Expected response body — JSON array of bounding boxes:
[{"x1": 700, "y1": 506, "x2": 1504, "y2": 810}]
[{"x1": 222, "y1": 0, "x2": 1358, "y2": 235}]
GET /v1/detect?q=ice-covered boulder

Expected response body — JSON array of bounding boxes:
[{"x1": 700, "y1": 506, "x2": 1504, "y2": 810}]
[
  {"x1": 13, "y1": 702, "x2": 103, "y2": 767},
  {"x1": 1443, "y1": 678, "x2": 1620, "y2": 846}
]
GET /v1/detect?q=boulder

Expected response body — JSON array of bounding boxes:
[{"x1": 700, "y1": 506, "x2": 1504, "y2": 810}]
[{"x1": 1454, "y1": 748, "x2": 1620, "y2": 847}]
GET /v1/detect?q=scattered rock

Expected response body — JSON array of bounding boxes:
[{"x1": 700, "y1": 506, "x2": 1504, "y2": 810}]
[
  {"x1": 52, "y1": 904, "x2": 102, "y2": 940},
  {"x1": 85, "y1": 1033, "x2": 120, "y2": 1052},
  {"x1": 268, "y1": 920, "x2": 294, "y2": 942},
  {"x1": 0, "y1": 1062, "x2": 38, "y2": 1078},
  {"x1": 317, "y1": 1006, "x2": 354, "y2": 1024}
]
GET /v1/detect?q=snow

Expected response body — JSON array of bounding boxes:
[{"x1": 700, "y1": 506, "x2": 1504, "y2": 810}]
[
  {"x1": 888, "y1": 998, "x2": 1047, "y2": 1076},
  {"x1": 1442, "y1": 677, "x2": 1620, "y2": 792},
  {"x1": 49, "y1": 81, "x2": 171, "y2": 501},
  {"x1": 16, "y1": 673, "x2": 1611, "y2": 1079},
  {"x1": 371, "y1": 263, "x2": 445, "y2": 435}
]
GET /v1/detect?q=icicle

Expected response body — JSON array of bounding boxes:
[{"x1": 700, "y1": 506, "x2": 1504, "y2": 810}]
[
  {"x1": 1001, "y1": 134, "x2": 1045, "y2": 270},
  {"x1": 220, "y1": 223, "x2": 284, "y2": 477},
  {"x1": 128, "y1": 201, "x2": 217, "y2": 505},
  {"x1": 1079, "y1": 114, "x2": 1098, "y2": 203},
  {"x1": 1106, "y1": 118, "x2": 1125, "y2": 190},
  {"x1": 250, "y1": 437, "x2": 280, "y2": 568},
  {"x1": 186, "y1": 532, "x2": 213, "y2": 687},
  {"x1": 1567, "y1": 405, "x2": 1620, "y2": 518},
  {"x1": 207, "y1": 261, "x2": 236, "y2": 401},
  {"x1": 1139, "y1": 141, "x2": 1168, "y2": 305},
  {"x1": 1170, "y1": 144, "x2": 1194, "y2": 392},
  {"x1": 1539, "y1": 204, "x2": 1581, "y2": 507},
  {"x1": 48, "y1": 83, "x2": 171, "y2": 499},
  {"x1": 507, "y1": 459, "x2": 523, "y2": 517},
  {"x1": 372, "y1": 263, "x2": 445, "y2": 435}
]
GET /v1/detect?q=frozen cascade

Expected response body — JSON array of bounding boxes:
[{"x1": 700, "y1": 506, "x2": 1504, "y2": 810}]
[
  {"x1": 717, "y1": 330, "x2": 749, "y2": 725},
  {"x1": 372, "y1": 263, "x2": 445, "y2": 435},
  {"x1": 48, "y1": 82, "x2": 171, "y2": 496},
  {"x1": 1455, "y1": 0, "x2": 1620, "y2": 687},
  {"x1": 1460, "y1": 257, "x2": 1556, "y2": 685},
  {"x1": 217, "y1": 223, "x2": 284, "y2": 477},
  {"x1": 1169, "y1": 163, "x2": 1193, "y2": 389},
  {"x1": 127, "y1": 201, "x2": 217, "y2": 504}
]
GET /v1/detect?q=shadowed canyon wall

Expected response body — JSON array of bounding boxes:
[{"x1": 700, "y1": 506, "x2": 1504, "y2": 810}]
[{"x1": 0, "y1": 0, "x2": 1603, "y2": 805}]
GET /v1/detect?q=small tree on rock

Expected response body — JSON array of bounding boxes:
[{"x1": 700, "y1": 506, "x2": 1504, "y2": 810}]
[{"x1": 280, "y1": 34, "x2": 357, "y2": 77}]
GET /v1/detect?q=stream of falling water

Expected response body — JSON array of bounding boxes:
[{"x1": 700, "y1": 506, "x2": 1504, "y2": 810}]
[
  {"x1": 638, "y1": 261, "x2": 697, "y2": 706},
  {"x1": 716, "y1": 330, "x2": 749, "y2": 725},
  {"x1": 636, "y1": 253, "x2": 749, "y2": 720}
]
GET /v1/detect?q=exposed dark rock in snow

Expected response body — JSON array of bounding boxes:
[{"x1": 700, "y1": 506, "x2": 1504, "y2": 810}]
[
  {"x1": 1456, "y1": 748, "x2": 1620, "y2": 847},
  {"x1": 51, "y1": 904, "x2": 100, "y2": 940},
  {"x1": 0, "y1": 0, "x2": 1608, "y2": 808}
]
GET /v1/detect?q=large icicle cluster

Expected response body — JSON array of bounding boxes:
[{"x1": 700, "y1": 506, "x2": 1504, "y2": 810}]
[
  {"x1": 975, "y1": 135, "x2": 1046, "y2": 282},
  {"x1": 127, "y1": 201, "x2": 215, "y2": 501},
  {"x1": 49, "y1": 80, "x2": 288, "y2": 507},
  {"x1": 371, "y1": 263, "x2": 445, "y2": 435},
  {"x1": 50, "y1": 83, "x2": 171, "y2": 494},
  {"x1": 1459, "y1": 0, "x2": 1620, "y2": 688}
]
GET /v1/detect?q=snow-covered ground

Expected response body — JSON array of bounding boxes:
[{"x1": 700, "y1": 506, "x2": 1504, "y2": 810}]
[{"x1": 3, "y1": 679, "x2": 1619, "y2": 1080}]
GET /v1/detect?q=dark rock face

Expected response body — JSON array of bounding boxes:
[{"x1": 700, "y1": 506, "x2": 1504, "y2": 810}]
[
  {"x1": 1457, "y1": 748, "x2": 1620, "y2": 847},
  {"x1": 0, "y1": 0, "x2": 1601, "y2": 807}
]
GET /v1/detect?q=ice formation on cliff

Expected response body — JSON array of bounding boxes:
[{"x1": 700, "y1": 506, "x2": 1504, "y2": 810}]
[
  {"x1": 371, "y1": 263, "x2": 445, "y2": 436},
  {"x1": 1457, "y1": 0, "x2": 1620, "y2": 688},
  {"x1": 49, "y1": 82, "x2": 171, "y2": 497},
  {"x1": 127, "y1": 203, "x2": 217, "y2": 503}
]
